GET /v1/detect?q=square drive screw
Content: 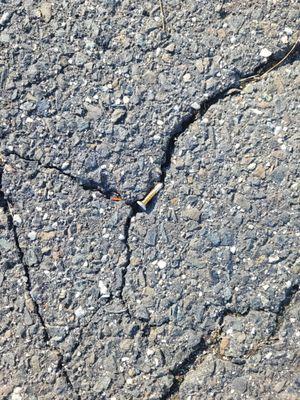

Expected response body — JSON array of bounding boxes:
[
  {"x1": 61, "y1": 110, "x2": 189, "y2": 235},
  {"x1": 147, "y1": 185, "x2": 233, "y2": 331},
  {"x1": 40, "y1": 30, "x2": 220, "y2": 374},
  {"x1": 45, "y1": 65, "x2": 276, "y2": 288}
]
[{"x1": 137, "y1": 182, "x2": 163, "y2": 211}]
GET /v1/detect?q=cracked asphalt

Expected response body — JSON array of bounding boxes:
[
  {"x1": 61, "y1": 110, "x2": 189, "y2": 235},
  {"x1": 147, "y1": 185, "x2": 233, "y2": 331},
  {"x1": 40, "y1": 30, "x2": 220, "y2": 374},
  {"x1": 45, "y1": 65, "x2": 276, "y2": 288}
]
[{"x1": 0, "y1": 1, "x2": 299, "y2": 399}]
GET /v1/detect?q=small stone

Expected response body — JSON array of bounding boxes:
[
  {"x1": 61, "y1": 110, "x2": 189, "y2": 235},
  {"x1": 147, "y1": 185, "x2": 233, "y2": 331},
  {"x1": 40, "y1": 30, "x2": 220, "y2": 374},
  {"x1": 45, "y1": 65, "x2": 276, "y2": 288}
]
[
  {"x1": 243, "y1": 84, "x2": 254, "y2": 94},
  {"x1": 111, "y1": 109, "x2": 126, "y2": 124},
  {"x1": 13, "y1": 214, "x2": 22, "y2": 224},
  {"x1": 93, "y1": 376, "x2": 111, "y2": 392},
  {"x1": 268, "y1": 255, "x2": 280, "y2": 264},
  {"x1": 183, "y1": 73, "x2": 192, "y2": 83},
  {"x1": 39, "y1": 231, "x2": 56, "y2": 241},
  {"x1": 274, "y1": 380, "x2": 287, "y2": 393},
  {"x1": 0, "y1": 239, "x2": 13, "y2": 251},
  {"x1": 157, "y1": 260, "x2": 167, "y2": 269},
  {"x1": 260, "y1": 48, "x2": 272, "y2": 58},
  {"x1": 24, "y1": 249, "x2": 39, "y2": 266},
  {"x1": 182, "y1": 207, "x2": 201, "y2": 222},
  {"x1": 230, "y1": 246, "x2": 236, "y2": 254},
  {"x1": 207, "y1": 233, "x2": 221, "y2": 247},
  {"x1": 145, "y1": 228, "x2": 157, "y2": 246},
  {"x1": 0, "y1": 11, "x2": 12, "y2": 26},
  {"x1": 195, "y1": 58, "x2": 210, "y2": 73},
  {"x1": 220, "y1": 336, "x2": 230, "y2": 355},
  {"x1": 85, "y1": 104, "x2": 103, "y2": 120},
  {"x1": 247, "y1": 162, "x2": 257, "y2": 171},
  {"x1": 232, "y1": 377, "x2": 247, "y2": 393},
  {"x1": 284, "y1": 27, "x2": 293, "y2": 36},
  {"x1": 74, "y1": 306, "x2": 86, "y2": 318},
  {"x1": 28, "y1": 231, "x2": 37, "y2": 241},
  {"x1": 130, "y1": 257, "x2": 141, "y2": 266},
  {"x1": 162, "y1": 52, "x2": 171, "y2": 62},
  {"x1": 61, "y1": 161, "x2": 70, "y2": 170},
  {"x1": 11, "y1": 387, "x2": 22, "y2": 400},
  {"x1": 165, "y1": 43, "x2": 175, "y2": 53},
  {"x1": 253, "y1": 164, "x2": 266, "y2": 179},
  {"x1": 40, "y1": 3, "x2": 52, "y2": 23},
  {"x1": 191, "y1": 102, "x2": 201, "y2": 110},
  {"x1": 0, "y1": 33, "x2": 10, "y2": 43},
  {"x1": 98, "y1": 280, "x2": 110, "y2": 298}
]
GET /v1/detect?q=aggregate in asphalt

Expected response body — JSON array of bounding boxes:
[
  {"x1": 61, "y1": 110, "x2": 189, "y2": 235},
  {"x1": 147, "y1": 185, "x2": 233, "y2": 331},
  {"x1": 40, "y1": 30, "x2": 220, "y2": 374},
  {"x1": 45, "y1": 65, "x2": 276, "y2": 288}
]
[
  {"x1": 0, "y1": 207, "x2": 74, "y2": 399},
  {"x1": 1, "y1": 1, "x2": 299, "y2": 200},
  {"x1": 0, "y1": 1, "x2": 299, "y2": 399}
]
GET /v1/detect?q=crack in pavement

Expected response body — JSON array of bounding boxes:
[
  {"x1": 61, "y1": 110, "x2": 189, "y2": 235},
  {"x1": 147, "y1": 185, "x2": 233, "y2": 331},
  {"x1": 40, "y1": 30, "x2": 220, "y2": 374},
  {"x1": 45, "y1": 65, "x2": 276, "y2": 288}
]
[
  {"x1": 160, "y1": 284, "x2": 299, "y2": 400},
  {"x1": 0, "y1": 163, "x2": 77, "y2": 396},
  {"x1": 117, "y1": 42, "x2": 300, "y2": 399},
  {"x1": 3, "y1": 149, "x2": 118, "y2": 199},
  {"x1": 1, "y1": 40, "x2": 298, "y2": 398},
  {"x1": 121, "y1": 39, "x2": 300, "y2": 311}
]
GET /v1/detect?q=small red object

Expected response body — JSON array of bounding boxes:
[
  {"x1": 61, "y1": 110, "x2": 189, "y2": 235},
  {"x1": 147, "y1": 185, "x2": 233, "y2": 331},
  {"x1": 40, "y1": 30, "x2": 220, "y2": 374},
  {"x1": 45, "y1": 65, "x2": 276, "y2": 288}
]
[{"x1": 111, "y1": 196, "x2": 122, "y2": 202}]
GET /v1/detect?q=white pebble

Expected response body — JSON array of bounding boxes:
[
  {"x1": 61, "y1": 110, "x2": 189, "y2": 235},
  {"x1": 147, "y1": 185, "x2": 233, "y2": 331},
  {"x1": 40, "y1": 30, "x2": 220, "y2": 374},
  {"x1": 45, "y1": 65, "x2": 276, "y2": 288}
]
[
  {"x1": 274, "y1": 126, "x2": 282, "y2": 135},
  {"x1": 260, "y1": 48, "x2": 272, "y2": 58},
  {"x1": 157, "y1": 260, "x2": 167, "y2": 269},
  {"x1": 11, "y1": 387, "x2": 22, "y2": 400},
  {"x1": 191, "y1": 102, "x2": 201, "y2": 110},
  {"x1": 74, "y1": 306, "x2": 86, "y2": 318},
  {"x1": 98, "y1": 280, "x2": 110, "y2": 298},
  {"x1": 268, "y1": 255, "x2": 280, "y2": 264},
  {"x1": 13, "y1": 214, "x2": 22, "y2": 224},
  {"x1": 183, "y1": 73, "x2": 191, "y2": 82},
  {"x1": 0, "y1": 12, "x2": 11, "y2": 26},
  {"x1": 284, "y1": 27, "x2": 293, "y2": 36},
  {"x1": 230, "y1": 246, "x2": 236, "y2": 254},
  {"x1": 247, "y1": 162, "x2": 257, "y2": 171},
  {"x1": 146, "y1": 348, "x2": 155, "y2": 356},
  {"x1": 28, "y1": 231, "x2": 37, "y2": 241}
]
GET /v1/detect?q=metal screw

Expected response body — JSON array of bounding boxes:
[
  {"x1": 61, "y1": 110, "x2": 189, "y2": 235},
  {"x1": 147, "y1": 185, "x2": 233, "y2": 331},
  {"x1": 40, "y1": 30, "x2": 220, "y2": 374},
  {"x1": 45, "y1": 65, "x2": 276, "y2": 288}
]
[{"x1": 137, "y1": 182, "x2": 163, "y2": 211}]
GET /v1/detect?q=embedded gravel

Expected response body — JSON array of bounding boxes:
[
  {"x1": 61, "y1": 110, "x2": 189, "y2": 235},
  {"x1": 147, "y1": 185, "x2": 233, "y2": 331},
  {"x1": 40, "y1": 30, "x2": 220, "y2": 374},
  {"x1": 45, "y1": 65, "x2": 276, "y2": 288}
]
[
  {"x1": 0, "y1": 206, "x2": 75, "y2": 399},
  {"x1": 124, "y1": 61, "x2": 299, "y2": 398},
  {"x1": 1, "y1": 1, "x2": 299, "y2": 200},
  {"x1": 0, "y1": 1, "x2": 299, "y2": 399}
]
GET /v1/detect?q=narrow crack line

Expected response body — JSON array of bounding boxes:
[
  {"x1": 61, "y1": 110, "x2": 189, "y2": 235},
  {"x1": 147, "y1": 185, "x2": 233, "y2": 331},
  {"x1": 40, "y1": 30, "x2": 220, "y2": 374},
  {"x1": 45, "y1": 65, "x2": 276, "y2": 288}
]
[
  {"x1": 1, "y1": 42, "x2": 298, "y2": 399},
  {"x1": 159, "y1": 86, "x2": 235, "y2": 187},
  {"x1": 157, "y1": 40, "x2": 299, "y2": 192},
  {"x1": 218, "y1": 283, "x2": 299, "y2": 328},
  {"x1": 118, "y1": 41, "x2": 300, "y2": 330},
  {"x1": 244, "y1": 284, "x2": 299, "y2": 356},
  {"x1": 160, "y1": 339, "x2": 208, "y2": 400},
  {"x1": 240, "y1": 37, "x2": 299, "y2": 85},
  {"x1": 119, "y1": 204, "x2": 138, "y2": 312},
  {"x1": 0, "y1": 165, "x2": 76, "y2": 394},
  {"x1": 153, "y1": 45, "x2": 299, "y2": 399},
  {"x1": 3, "y1": 149, "x2": 117, "y2": 199},
  {"x1": 162, "y1": 284, "x2": 299, "y2": 399}
]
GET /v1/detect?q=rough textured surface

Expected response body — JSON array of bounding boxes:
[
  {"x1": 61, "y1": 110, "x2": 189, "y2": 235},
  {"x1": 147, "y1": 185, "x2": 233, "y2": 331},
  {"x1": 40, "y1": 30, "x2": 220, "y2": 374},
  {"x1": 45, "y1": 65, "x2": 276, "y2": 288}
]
[
  {"x1": 1, "y1": 1, "x2": 299, "y2": 200},
  {"x1": 179, "y1": 292, "x2": 300, "y2": 400},
  {"x1": 123, "y1": 60, "x2": 299, "y2": 398},
  {"x1": 0, "y1": 207, "x2": 74, "y2": 399},
  {"x1": 0, "y1": 1, "x2": 299, "y2": 399},
  {"x1": 2, "y1": 158, "x2": 131, "y2": 341}
]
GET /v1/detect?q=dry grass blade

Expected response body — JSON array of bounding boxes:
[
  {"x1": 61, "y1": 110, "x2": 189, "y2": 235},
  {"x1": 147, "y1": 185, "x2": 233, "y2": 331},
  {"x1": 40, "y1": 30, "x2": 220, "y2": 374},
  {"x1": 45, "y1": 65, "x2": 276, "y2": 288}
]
[
  {"x1": 159, "y1": 0, "x2": 166, "y2": 31},
  {"x1": 259, "y1": 37, "x2": 299, "y2": 79},
  {"x1": 240, "y1": 36, "x2": 299, "y2": 86}
]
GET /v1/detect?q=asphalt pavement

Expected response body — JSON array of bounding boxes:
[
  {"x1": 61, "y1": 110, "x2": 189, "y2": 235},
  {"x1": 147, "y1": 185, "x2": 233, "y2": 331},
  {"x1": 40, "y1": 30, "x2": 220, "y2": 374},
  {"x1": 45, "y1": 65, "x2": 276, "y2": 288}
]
[{"x1": 0, "y1": 1, "x2": 299, "y2": 399}]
